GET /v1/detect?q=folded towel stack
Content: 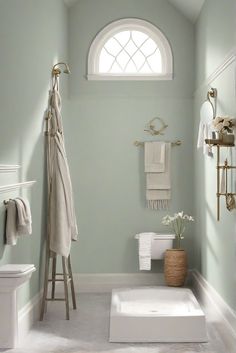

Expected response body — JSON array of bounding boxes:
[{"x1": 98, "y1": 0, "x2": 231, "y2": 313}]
[
  {"x1": 138, "y1": 232, "x2": 153, "y2": 270},
  {"x1": 145, "y1": 141, "x2": 171, "y2": 210},
  {"x1": 5, "y1": 197, "x2": 32, "y2": 246}
]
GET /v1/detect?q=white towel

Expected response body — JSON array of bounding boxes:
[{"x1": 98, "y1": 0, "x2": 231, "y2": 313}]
[
  {"x1": 15, "y1": 197, "x2": 32, "y2": 235},
  {"x1": 145, "y1": 142, "x2": 171, "y2": 210},
  {"x1": 5, "y1": 200, "x2": 18, "y2": 245},
  {"x1": 138, "y1": 233, "x2": 153, "y2": 271},
  {"x1": 145, "y1": 142, "x2": 166, "y2": 172}
]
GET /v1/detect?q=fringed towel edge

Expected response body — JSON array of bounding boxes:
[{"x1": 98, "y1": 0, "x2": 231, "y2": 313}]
[{"x1": 147, "y1": 200, "x2": 170, "y2": 210}]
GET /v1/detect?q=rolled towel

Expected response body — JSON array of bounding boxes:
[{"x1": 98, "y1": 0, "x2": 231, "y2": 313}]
[{"x1": 138, "y1": 233, "x2": 153, "y2": 271}]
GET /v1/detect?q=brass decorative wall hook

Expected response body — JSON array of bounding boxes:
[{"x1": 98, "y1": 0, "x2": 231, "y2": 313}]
[
  {"x1": 207, "y1": 87, "x2": 217, "y2": 100},
  {"x1": 144, "y1": 117, "x2": 168, "y2": 136},
  {"x1": 52, "y1": 62, "x2": 71, "y2": 76}
]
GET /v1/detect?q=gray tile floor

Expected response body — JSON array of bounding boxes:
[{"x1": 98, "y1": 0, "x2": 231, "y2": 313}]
[{"x1": 2, "y1": 293, "x2": 236, "y2": 353}]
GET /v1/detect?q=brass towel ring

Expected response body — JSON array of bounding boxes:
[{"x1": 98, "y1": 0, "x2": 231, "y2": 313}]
[{"x1": 144, "y1": 117, "x2": 168, "y2": 136}]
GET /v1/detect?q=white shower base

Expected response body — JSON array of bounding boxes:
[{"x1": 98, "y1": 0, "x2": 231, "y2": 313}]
[{"x1": 109, "y1": 287, "x2": 207, "y2": 343}]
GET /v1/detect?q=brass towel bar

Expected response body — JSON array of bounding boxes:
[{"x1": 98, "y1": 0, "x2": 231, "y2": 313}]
[{"x1": 134, "y1": 140, "x2": 182, "y2": 147}]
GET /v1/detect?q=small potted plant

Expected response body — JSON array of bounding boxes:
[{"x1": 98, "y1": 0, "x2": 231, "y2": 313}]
[
  {"x1": 162, "y1": 212, "x2": 194, "y2": 287},
  {"x1": 212, "y1": 116, "x2": 235, "y2": 144}
]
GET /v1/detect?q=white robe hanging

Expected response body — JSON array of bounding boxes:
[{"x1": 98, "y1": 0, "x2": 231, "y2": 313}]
[{"x1": 47, "y1": 79, "x2": 78, "y2": 257}]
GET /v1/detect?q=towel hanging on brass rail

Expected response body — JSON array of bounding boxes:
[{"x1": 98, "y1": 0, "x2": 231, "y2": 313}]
[{"x1": 134, "y1": 140, "x2": 181, "y2": 147}]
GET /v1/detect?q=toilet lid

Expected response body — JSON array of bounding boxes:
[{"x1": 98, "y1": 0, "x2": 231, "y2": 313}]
[{"x1": 0, "y1": 264, "x2": 35, "y2": 274}]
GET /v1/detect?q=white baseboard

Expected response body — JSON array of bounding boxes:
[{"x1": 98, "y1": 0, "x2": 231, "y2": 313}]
[
  {"x1": 192, "y1": 270, "x2": 236, "y2": 339},
  {"x1": 56, "y1": 272, "x2": 166, "y2": 293},
  {"x1": 18, "y1": 291, "x2": 42, "y2": 343}
]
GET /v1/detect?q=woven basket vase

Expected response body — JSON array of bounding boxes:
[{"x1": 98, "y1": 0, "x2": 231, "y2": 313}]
[{"x1": 164, "y1": 249, "x2": 187, "y2": 287}]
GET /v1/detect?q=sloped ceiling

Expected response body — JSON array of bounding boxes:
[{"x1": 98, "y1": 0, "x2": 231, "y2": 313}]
[
  {"x1": 64, "y1": 0, "x2": 205, "y2": 23},
  {"x1": 168, "y1": 0, "x2": 205, "y2": 23}
]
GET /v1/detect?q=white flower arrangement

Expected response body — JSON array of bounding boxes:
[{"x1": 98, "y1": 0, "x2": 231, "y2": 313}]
[
  {"x1": 212, "y1": 116, "x2": 234, "y2": 134},
  {"x1": 162, "y1": 211, "x2": 194, "y2": 249}
]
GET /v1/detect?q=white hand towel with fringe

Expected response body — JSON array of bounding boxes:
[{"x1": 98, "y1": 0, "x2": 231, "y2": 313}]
[
  {"x1": 145, "y1": 142, "x2": 171, "y2": 210},
  {"x1": 138, "y1": 233, "x2": 153, "y2": 271}
]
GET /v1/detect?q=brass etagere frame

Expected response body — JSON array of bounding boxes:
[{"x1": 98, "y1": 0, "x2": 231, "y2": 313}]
[{"x1": 205, "y1": 140, "x2": 235, "y2": 221}]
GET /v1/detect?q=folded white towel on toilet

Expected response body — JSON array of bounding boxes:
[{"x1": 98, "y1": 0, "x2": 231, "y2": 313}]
[{"x1": 138, "y1": 233, "x2": 153, "y2": 271}]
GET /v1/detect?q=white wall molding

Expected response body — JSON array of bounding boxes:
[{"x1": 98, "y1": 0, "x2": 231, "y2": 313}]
[
  {"x1": 18, "y1": 290, "x2": 42, "y2": 343},
  {"x1": 0, "y1": 165, "x2": 20, "y2": 173},
  {"x1": 194, "y1": 47, "x2": 236, "y2": 96},
  {"x1": 0, "y1": 181, "x2": 36, "y2": 194},
  {"x1": 192, "y1": 270, "x2": 236, "y2": 339}
]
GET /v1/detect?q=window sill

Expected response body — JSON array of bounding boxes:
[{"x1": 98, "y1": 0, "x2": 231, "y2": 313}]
[{"x1": 86, "y1": 73, "x2": 173, "y2": 81}]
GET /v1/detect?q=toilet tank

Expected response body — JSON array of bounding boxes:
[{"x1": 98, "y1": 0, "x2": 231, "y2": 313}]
[{"x1": 135, "y1": 233, "x2": 175, "y2": 259}]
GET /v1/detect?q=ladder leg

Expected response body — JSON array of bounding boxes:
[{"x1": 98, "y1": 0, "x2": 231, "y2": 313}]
[
  {"x1": 51, "y1": 255, "x2": 57, "y2": 299},
  {"x1": 40, "y1": 246, "x2": 50, "y2": 321},
  {"x1": 62, "y1": 256, "x2": 70, "y2": 320},
  {"x1": 68, "y1": 255, "x2": 77, "y2": 309}
]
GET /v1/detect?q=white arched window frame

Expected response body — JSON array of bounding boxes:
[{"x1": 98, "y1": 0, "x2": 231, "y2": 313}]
[{"x1": 87, "y1": 18, "x2": 173, "y2": 81}]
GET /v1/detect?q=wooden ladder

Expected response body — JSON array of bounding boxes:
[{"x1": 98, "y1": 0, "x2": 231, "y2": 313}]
[{"x1": 40, "y1": 251, "x2": 76, "y2": 320}]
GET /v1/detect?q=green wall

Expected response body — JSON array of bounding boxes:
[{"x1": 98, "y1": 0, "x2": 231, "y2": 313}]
[
  {"x1": 4, "y1": 0, "x2": 235, "y2": 313},
  {"x1": 67, "y1": 0, "x2": 195, "y2": 273},
  {"x1": 0, "y1": 0, "x2": 68, "y2": 308},
  {"x1": 194, "y1": 0, "x2": 236, "y2": 310}
]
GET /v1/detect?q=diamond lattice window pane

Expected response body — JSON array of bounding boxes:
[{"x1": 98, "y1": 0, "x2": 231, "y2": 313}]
[
  {"x1": 116, "y1": 50, "x2": 130, "y2": 69},
  {"x1": 141, "y1": 38, "x2": 158, "y2": 56},
  {"x1": 132, "y1": 30, "x2": 149, "y2": 46},
  {"x1": 109, "y1": 62, "x2": 123, "y2": 74},
  {"x1": 147, "y1": 50, "x2": 162, "y2": 73},
  {"x1": 114, "y1": 31, "x2": 130, "y2": 46},
  {"x1": 138, "y1": 62, "x2": 153, "y2": 74},
  {"x1": 99, "y1": 48, "x2": 115, "y2": 73},
  {"x1": 125, "y1": 61, "x2": 137, "y2": 73},
  {"x1": 132, "y1": 51, "x2": 146, "y2": 71},
  {"x1": 99, "y1": 29, "x2": 164, "y2": 74},
  {"x1": 105, "y1": 37, "x2": 122, "y2": 56}
]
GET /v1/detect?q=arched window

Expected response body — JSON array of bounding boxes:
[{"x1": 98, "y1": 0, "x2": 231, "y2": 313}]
[{"x1": 87, "y1": 18, "x2": 173, "y2": 80}]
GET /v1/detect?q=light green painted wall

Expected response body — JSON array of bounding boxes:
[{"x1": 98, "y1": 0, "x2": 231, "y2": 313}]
[
  {"x1": 194, "y1": 0, "x2": 236, "y2": 309},
  {"x1": 195, "y1": 0, "x2": 236, "y2": 89},
  {"x1": 67, "y1": 0, "x2": 195, "y2": 273},
  {"x1": 0, "y1": 0, "x2": 68, "y2": 308}
]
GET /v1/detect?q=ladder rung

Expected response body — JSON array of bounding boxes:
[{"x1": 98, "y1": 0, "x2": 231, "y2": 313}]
[
  {"x1": 48, "y1": 278, "x2": 72, "y2": 283},
  {"x1": 46, "y1": 298, "x2": 66, "y2": 301}
]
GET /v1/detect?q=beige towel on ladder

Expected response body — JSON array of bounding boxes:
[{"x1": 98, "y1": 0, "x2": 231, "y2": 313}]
[{"x1": 145, "y1": 142, "x2": 171, "y2": 210}]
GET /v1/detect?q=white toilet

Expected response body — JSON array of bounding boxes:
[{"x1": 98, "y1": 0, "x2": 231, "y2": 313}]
[
  {"x1": 0, "y1": 264, "x2": 36, "y2": 348},
  {"x1": 135, "y1": 232, "x2": 175, "y2": 259}
]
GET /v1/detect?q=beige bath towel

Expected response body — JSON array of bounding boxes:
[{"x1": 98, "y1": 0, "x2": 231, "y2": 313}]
[
  {"x1": 145, "y1": 142, "x2": 171, "y2": 210},
  {"x1": 144, "y1": 141, "x2": 166, "y2": 173}
]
